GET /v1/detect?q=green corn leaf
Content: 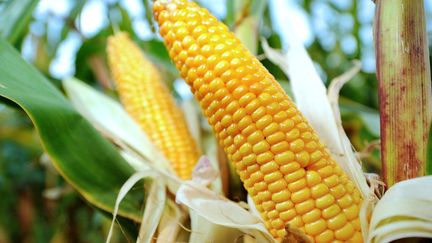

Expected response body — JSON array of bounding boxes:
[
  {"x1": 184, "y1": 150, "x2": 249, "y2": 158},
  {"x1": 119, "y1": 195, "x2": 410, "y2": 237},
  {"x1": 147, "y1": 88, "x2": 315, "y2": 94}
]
[
  {"x1": 0, "y1": 0, "x2": 39, "y2": 43},
  {"x1": 0, "y1": 38, "x2": 143, "y2": 222}
]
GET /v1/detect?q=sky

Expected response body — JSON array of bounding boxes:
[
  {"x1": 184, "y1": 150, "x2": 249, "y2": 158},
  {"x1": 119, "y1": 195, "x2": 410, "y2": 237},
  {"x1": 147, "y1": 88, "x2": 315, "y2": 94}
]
[{"x1": 24, "y1": 0, "x2": 432, "y2": 79}]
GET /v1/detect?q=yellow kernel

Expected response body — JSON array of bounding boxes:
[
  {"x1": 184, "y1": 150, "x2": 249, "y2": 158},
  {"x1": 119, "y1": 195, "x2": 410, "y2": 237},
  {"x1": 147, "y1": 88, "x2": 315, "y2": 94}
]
[
  {"x1": 335, "y1": 223, "x2": 355, "y2": 241},
  {"x1": 310, "y1": 150, "x2": 323, "y2": 162},
  {"x1": 284, "y1": 168, "x2": 305, "y2": 183},
  {"x1": 279, "y1": 163, "x2": 300, "y2": 176},
  {"x1": 250, "y1": 171, "x2": 264, "y2": 183},
  {"x1": 337, "y1": 194, "x2": 353, "y2": 209},
  {"x1": 232, "y1": 109, "x2": 247, "y2": 123},
  {"x1": 251, "y1": 107, "x2": 267, "y2": 122},
  {"x1": 244, "y1": 178, "x2": 253, "y2": 188},
  {"x1": 266, "y1": 102, "x2": 280, "y2": 115},
  {"x1": 306, "y1": 171, "x2": 322, "y2": 187},
  {"x1": 327, "y1": 213, "x2": 347, "y2": 230},
  {"x1": 274, "y1": 151, "x2": 295, "y2": 165},
  {"x1": 225, "y1": 144, "x2": 236, "y2": 156},
  {"x1": 232, "y1": 151, "x2": 243, "y2": 164},
  {"x1": 295, "y1": 199, "x2": 314, "y2": 215},
  {"x1": 226, "y1": 124, "x2": 238, "y2": 136},
  {"x1": 322, "y1": 204, "x2": 341, "y2": 219},
  {"x1": 271, "y1": 219, "x2": 285, "y2": 229},
  {"x1": 264, "y1": 171, "x2": 283, "y2": 183},
  {"x1": 316, "y1": 194, "x2": 335, "y2": 210},
  {"x1": 254, "y1": 181, "x2": 267, "y2": 192},
  {"x1": 267, "y1": 210, "x2": 279, "y2": 219},
  {"x1": 284, "y1": 105, "x2": 297, "y2": 116},
  {"x1": 305, "y1": 219, "x2": 326, "y2": 236},
  {"x1": 272, "y1": 189, "x2": 291, "y2": 203},
  {"x1": 261, "y1": 161, "x2": 279, "y2": 174},
  {"x1": 258, "y1": 93, "x2": 272, "y2": 105},
  {"x1": 239, "y1": 143, "x2": 252, "y2": 156},
  {"x1": 353, "y1": 190, "x2": 361, "y2": 204},
  {"x1": 247, "y1": 164, "x2": 259, "y2": 174},
  {"x1": 286, "y1": 128, "x2": 300, "y2": 141},
  {"x1": 343, "y1": 204, "x2": 359, "y2": 220},
  {"x1": 280, "y1": 119, "x2": 295, "y2": 133},
  {"x1": 271, "y1": 141, "x2": 289, "y2": 154},
  {"x1": 263, "y1": 122, "x2": 279, "y2": 137},
  {"x1": 302, "y1": 208, "x2": 321, "y2": 224},
  {"x1": 262, "y1": 201, "x2": 275, "y2": 211},
  {"x1": 238, "y1": 92, "x2": 256, "y2": 106},
  {"x1": 350, "y1": 232, "x2": 363, "y2": 242},
  {"x1": 290, "y1": 139, "x2": 305, "y2": 153},
  {"x1": 308, "y1": 158, "x2": 328, "y2": 170},
  {"x1": 274, "y1": 111, "x2": 288, "y2": 122},
  {"x1": 256, "y1": 152, "x2": 273, "y2": 164},
  {"x1": 288, "y1": 216, "x2": 304, "y2": 228},
  {"x1": 245, "y1": 99, "x2": 261, "y2": 114},
  {"x1": 296, "y1": 151, "x2": 310, "y2": 167},
  {"x1": 291, "y1": 188, "x2": 311, "y2": 203},
  {"x1": 266, "y1": 131, "x2": 285, "y2": 144},
  {"x1": 315, "y1": 230, "x2": 334, "y2": 243},
  {"x1": 288, "y1": 178, "x2": 307, "y2": 192},
  {"x1": 311, "y1": 183, "x2": 329, "y2": 199},
  {"x1": 220, "y1": 115, "x2": 232, "y2": 128},
  {"x1": 242, "y1": 154, "x2": 256, "y2": 166},
  {"x1": 241, "y1": 124, "x2": 255, "y2": 137},
  {"x1": 318, "y1": 165, "x2": 333, "y2": 178},
  {"x1": 268, "y1": 180, "x2": 286, "y2": 193},
  {"x1": 247, "y1": 130, "x2": 264, "y2": 145},
  {"x1": 345, "y1": 181, "x2": 355, "y2": 194},
  {"x1": 226, "y1": 101, "x2": 240, "y2": 114},
  {"x1": 257, "y1": 191, "x2": 271, "y2": 201},
  {"x1": 222, "y1": 137, "x2": 233, "y2": 147},
  {"x1": 256, "y1": 115, "x2": 273, "y2": 130},
  {"x1": 296, "y1": 122, "x2": 308, "y2": 131},
  {"x1": 330, "y1": 184, "x2": 347, "y2": 199},
  {"x1": 232, "y1": 85, "x2": 248, "y2": 99},
  {"x1": 352, "y1": 218, "x2": 362, "y2": 231},
  {"x1": 233, "y1": 134, "x2": 246, "y2": 148},
  {"x1": 276, "y1": 201, "x2": 294, "y2": 212},
  {"x1": 323, "y1": 175, "x2": 339, "y2": 188},
  {"x1": 276, "y1": 229, "x2": 287, "y2": 239}
]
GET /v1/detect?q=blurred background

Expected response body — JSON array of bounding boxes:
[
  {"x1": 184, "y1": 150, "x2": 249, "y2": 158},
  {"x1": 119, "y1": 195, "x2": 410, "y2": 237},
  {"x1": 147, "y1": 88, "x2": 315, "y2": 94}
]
[{"x1": 0, "y1": 0, "x2": 431, "y2": 242}]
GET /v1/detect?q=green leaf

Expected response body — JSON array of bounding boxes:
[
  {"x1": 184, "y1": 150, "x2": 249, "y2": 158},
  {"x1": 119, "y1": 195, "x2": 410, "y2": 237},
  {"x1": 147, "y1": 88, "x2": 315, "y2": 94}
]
[
  {"x1": 0, "y1": 38, "x2": 143, "y2": 222},
  {"x1": 0, "y1": 0, "x2": 39, "y2": 43}
]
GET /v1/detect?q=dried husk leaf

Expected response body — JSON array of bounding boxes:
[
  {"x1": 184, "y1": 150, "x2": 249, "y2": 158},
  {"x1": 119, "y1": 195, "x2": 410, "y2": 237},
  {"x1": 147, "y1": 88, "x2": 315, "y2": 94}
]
[
  {"x1": 156, "y1": 200, "x2": 185, "y2": 243},
  {"x1": 368, "y1": 176, "x2": 432, "y2": 243},
  {"x1": 176, "y1": 181, "x2": 274, "y2": 242}
]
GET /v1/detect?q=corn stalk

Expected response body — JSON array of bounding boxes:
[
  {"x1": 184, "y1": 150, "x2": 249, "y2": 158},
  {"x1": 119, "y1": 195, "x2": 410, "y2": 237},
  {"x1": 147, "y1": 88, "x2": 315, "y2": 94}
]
[{"x1": 374, "y1": 0, "x2": 432, "y2": 187}]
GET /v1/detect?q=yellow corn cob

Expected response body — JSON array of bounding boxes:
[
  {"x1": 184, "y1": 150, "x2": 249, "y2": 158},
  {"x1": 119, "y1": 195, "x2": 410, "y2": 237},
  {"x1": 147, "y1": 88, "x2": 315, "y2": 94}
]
[
  {"x1": 153, "y1": 1, "x2": 363, "y2": 242},
  {"x1": 107, "y1": 32, "x2": 200, "y2": 179}
]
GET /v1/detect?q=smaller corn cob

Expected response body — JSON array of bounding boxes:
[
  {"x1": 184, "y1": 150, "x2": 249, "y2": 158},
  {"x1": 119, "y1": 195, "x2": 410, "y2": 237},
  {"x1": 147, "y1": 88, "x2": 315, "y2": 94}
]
[
  {"x1": 153, "y1": 0, "x2": 363, "y2": 242},
  {"x1": 107, "y1": 32, "x2": 200, "y2": 179}
]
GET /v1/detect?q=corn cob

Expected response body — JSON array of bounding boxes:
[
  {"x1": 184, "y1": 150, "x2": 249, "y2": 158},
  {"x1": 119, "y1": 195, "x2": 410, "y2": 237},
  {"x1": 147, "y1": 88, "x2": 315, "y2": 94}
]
[
  {"x1": 107, "y1": 32, "x2": 200, "y2": 179},
  {"x1": 153, "y1": 1, "x2": 363, "y2": 242}
]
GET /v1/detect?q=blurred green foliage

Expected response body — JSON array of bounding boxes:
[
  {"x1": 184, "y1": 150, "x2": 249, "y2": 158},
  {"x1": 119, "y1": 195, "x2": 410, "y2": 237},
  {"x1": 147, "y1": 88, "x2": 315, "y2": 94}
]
[{"x1": 0, "y1": 0, "x2": 431, "y2": 242}]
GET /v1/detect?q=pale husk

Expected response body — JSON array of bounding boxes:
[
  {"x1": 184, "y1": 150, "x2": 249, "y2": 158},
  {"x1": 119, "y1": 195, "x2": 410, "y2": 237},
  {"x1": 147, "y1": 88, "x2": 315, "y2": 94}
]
[{"x1": 368, "y1": 176, "x2": 432, "y2": 242}]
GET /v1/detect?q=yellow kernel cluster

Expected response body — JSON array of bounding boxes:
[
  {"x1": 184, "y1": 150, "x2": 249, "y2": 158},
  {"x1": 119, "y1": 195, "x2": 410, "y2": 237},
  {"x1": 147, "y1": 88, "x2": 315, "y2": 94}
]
[
  {"x1": 107, "y1": 32, "x2": 200, "y2": 179},
  {"x1": 153, "y1": 0, "x2": 363, "y2": 242}
]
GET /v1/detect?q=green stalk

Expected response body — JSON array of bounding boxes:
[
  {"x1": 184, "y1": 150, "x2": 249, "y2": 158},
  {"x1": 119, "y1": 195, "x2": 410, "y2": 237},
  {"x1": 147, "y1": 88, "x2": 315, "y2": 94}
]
[{"x1": 374, "y1": 0, "x2": 432, "y2": 187}]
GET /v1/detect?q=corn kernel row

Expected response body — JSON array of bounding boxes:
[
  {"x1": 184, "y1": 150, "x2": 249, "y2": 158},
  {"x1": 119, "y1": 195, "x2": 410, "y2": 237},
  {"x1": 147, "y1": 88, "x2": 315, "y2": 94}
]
[
  {"x1": 153, "y1": 0, "x2": 363, "y2": 241},
  {"x1": 107, "y1": 32, "x2": 200, "y2": 179}
]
